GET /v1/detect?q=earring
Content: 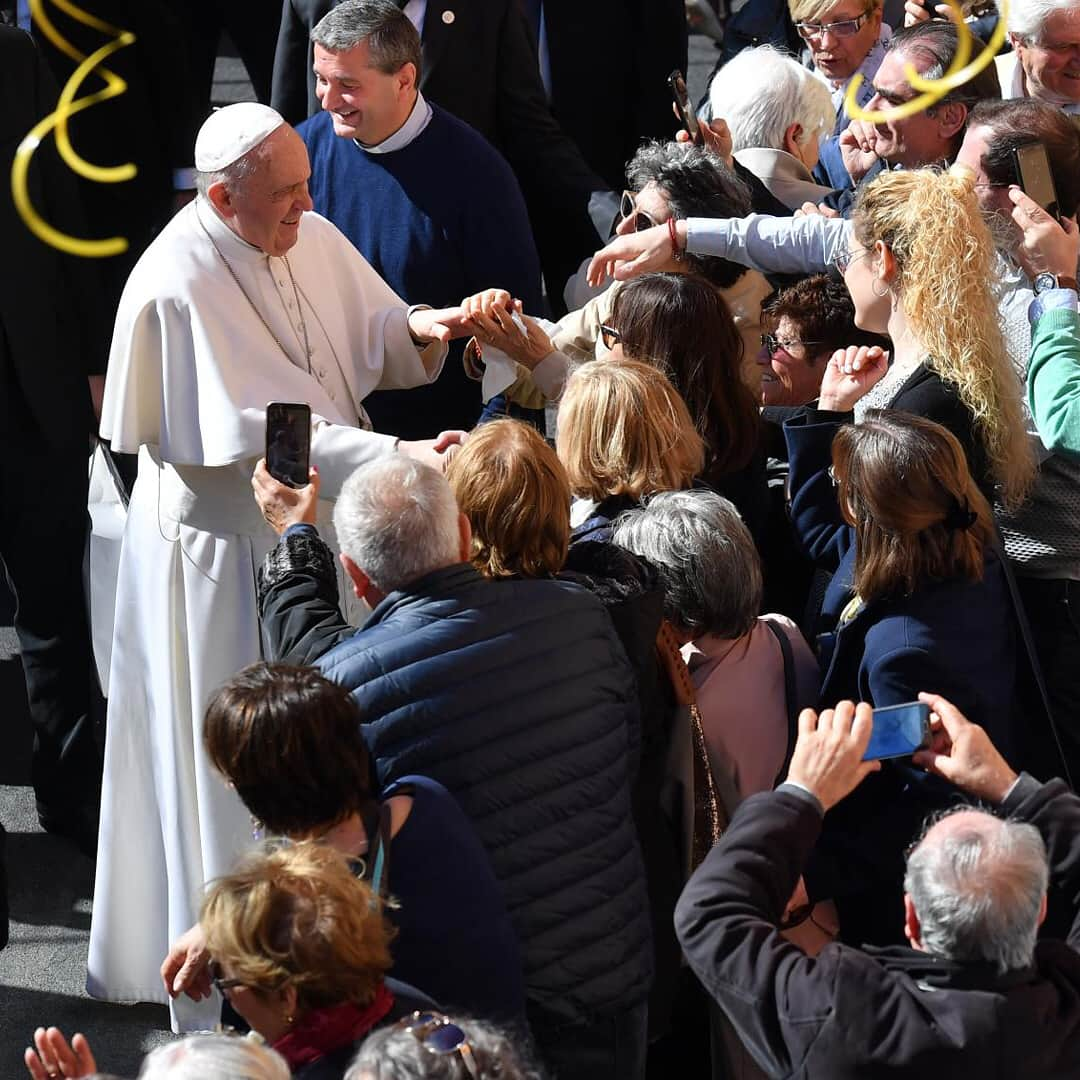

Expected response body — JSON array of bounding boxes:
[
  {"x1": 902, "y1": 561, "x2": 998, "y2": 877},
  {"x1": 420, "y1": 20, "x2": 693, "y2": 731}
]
[
  {"x1": 871, "y1": 280, "x2": 889, "y2": 298},
  {"x1": 284, "y1": 1012, "x2": 295, "y2": 1026}
]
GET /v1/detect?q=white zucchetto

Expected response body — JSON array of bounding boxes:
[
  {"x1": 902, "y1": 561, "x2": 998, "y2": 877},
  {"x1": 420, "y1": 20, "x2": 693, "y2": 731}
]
[{"x1": 194, "y1": 103, "x2": 286, "y2": 172}]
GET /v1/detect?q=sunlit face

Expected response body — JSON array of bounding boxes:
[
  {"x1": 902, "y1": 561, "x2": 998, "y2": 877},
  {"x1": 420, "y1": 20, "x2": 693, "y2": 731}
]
[
  {"x1": 218, "y1": 126, "x2": 313, "y2": 256},
  {"x1": 1013, "y1": 9, "x2": 1080, "y2": 106},
  {"x1": 314, "y1": 41, "x2": 416, "y2": 145},
  {"x1": 212, "y1": 960, "x2": 293, "y2": 1043},
  {"x1": 839, "y1": 240, "x2": 890, "y2": 332},
  {"x1": 864, "y1": 49, "x2": 955, "y2": 167},
  {"x1": 614, "y1": 182, "x2": 672, "y2": 236},
  {"x1": 801, "y1": 1, "x2": 883, "y2": 82},
  {"x1": 758, "y1": 315, "x2": 830, "y2": 406}
]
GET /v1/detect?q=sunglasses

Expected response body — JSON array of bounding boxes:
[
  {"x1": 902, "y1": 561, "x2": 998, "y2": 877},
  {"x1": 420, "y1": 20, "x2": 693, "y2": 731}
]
[
  {"x1": 796, "y1": 11, "x2": 870, "y2": 38},
  {"x1": 600, "y1": 324, "x2": 621, "y2": 350},
  {"x1": 397, "y1": 1012, "x2": 479, "y2": 1080},
  {"x1": 831, "y1": 247, "x2": 872, "y2": 274},
  {"x1": 620, "y1": 190, "x2": 660, "y2": 233},
  {"x1": 761, "y1": 333, "x2": 825, "y2": 356}
]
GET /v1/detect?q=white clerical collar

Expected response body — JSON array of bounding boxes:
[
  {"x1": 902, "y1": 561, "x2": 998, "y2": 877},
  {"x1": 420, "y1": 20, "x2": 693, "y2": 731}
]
[
  {"x1": 195, "y1": 195, "x2": 286, "y2": 264},
  {"x1": 355, "y1": 91, "x2": 433, "y2": 155}
]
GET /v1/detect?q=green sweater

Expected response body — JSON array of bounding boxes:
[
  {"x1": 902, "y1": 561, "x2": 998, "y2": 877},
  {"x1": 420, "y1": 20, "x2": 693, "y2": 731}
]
[{"x1": 1028, "y1": 303, "x2": 1080, "y2": 459}]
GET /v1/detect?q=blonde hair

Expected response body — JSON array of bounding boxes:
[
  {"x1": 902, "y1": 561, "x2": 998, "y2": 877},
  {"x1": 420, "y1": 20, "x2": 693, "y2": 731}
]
[
  {"x1": 556, "y1": 359, "x2": 705, "y2": 502},
  {"x1": 853, "y1": 167, "x2": 1035, "y2": 508},
  {"x1": 789, "y1": 0, "x2": 879, "y2": 25},
  {"x1": 446, "y1": 419, "x2": 570, "y2": 579},
  {"x1": 200, "y1": 842, "x2": 393, "y2": 1015}
]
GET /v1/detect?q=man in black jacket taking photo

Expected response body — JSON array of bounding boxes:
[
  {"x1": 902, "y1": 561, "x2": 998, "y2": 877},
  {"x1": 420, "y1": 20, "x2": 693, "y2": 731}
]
[{"x1": 676, "y1": 693, "x2": 1080, "y2": 1078}]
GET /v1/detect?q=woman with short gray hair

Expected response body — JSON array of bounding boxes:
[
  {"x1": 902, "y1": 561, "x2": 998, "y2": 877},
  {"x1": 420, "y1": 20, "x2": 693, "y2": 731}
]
[{"x1": 614, "y1": 490, "x2": 818, "y2": 807}]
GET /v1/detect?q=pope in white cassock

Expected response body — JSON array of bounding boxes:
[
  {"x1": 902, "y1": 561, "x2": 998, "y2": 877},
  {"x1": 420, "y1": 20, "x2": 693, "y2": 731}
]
[{"x1": 87, "y1": 103, "x2": 501, "y2": 1029}]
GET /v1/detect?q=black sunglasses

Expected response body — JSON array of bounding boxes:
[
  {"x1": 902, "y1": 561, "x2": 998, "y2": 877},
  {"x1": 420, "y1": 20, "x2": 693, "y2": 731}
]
[
  {"x1": 600, "y1": 324, "x2": 621, "y2": 350},
  {"x1": 761, "y1": 333, "x2": 825, "y2": 356}
]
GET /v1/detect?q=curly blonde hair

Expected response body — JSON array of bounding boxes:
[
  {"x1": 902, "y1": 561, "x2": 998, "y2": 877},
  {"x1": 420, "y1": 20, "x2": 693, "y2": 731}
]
[
  {"x1": 201, "y1": 841, "x2": 393, "y2": 1015},
  {"x1": 852, "y1": 167, "x2": 1035, "y2": 508}
]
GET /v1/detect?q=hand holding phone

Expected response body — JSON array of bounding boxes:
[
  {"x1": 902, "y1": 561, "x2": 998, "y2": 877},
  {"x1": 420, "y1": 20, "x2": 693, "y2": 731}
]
[
  {"x1": 668, "y1": 69, "x2": 702, "y2": 146},
  {"x1": 862, "y1": 701, "x2": 931, "y2": 761},
  {"x1": 265, "y1": 402, "x2": 312, "y2": 488}
]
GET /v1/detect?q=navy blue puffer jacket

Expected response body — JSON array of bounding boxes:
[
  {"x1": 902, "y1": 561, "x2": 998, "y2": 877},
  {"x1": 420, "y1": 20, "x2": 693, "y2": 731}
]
[{"x1": 262, "y1": 548, "x2": 653, "y2": 1026}]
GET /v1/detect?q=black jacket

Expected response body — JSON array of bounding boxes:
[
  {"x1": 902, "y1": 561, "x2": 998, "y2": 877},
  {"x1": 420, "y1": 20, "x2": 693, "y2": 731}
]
[
  {"x1": 675, "y1": 775, "x2": 1080, "y2": 1079},
  {"x1": 259, "y1": 530, "x2": 653, "y2": 1025}
]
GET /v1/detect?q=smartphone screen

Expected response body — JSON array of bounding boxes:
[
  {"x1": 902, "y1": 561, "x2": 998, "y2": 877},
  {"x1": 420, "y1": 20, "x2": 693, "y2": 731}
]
[
  {"x1": 862, "y1": 702, "x2": 931, "y2": 761},
  {"x1": 667, "y1": 69, "x2": 701, "y2": 145},
  {"x1": 1012, "y1": 142, "x2": 1060, "y2": 221},
  {"x1": 265, "y1": 402, "x2": 312, "y2": 488}
]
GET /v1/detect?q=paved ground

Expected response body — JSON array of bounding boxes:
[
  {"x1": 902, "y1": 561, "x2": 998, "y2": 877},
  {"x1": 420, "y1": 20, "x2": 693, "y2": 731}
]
[{"x1": 0, "y1": 31, "x2": 718, "y2": 1078}]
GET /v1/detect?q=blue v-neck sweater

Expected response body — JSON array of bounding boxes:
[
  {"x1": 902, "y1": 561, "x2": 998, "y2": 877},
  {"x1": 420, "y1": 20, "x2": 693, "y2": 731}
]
[{"x1": 299, "y1": 105, "x2": 542, "y2": 439}]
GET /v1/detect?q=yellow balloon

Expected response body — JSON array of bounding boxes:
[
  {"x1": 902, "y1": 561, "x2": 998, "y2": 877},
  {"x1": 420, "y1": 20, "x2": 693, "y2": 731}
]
[
  {"x1": 843, "y1": 0, "x2": 1008, "y2": 125},
  {"x1": 11, "y1": 0, "x2": 137, "y2": 258}
]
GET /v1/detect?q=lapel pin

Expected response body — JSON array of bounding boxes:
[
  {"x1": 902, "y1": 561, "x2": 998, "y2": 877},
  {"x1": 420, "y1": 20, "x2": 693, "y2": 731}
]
[{"x1": 442, "y1": 9, "x2": 455, "y2": 23}]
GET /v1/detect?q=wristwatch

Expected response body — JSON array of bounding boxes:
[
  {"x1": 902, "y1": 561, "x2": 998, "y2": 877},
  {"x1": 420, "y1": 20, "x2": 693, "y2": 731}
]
[{"x1": 1034, "y1": 272, "x2": 1080, "y2": 294}]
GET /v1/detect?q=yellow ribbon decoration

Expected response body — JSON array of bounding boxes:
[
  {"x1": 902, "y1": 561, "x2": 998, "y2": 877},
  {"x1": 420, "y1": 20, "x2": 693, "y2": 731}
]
[
  {"x1": 11, "y1": 0, "x2": 137, "y2": 257},
  {"x1": 843, "y1": 0, "x2": 1009, "y2": 125}
]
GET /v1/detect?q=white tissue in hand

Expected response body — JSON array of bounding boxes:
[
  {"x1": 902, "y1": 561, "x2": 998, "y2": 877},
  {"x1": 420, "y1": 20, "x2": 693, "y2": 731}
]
[{"x1": 480, "y1": 317, "x2": 558, "y2": 403}]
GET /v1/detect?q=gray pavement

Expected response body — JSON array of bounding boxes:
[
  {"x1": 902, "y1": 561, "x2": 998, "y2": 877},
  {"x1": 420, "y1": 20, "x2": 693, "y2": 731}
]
[{"x1": 0, "y1": 29, "x2": 718, "y2": 1078}]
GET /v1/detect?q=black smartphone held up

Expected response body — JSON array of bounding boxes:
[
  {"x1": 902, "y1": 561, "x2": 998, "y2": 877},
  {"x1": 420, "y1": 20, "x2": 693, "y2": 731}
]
[
  {"x1": 1012, "y1": 141, "x2": 1060, "y2": 222},
  {"x1": 667, "y1": 69, "x2": 701, "y2": 146},
  {"x1": 265, "y1": 401, "x2": 312, "y2": 488},
  {"x1": 862, "y1": 701, "x2": 932, "y2": 761}
]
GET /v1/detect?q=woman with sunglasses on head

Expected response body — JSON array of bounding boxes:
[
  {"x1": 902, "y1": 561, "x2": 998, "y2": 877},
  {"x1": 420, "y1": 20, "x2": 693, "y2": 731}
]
[
  {"x1": 200, "y1": 842, "x2": 430, "y2": 1079},
  {"x1": 346, "y1": 1013, "x2": 542, "y2": 1080},
  {"x1": 161, "y1": 664, "x2": 524, "y2": 1028}
]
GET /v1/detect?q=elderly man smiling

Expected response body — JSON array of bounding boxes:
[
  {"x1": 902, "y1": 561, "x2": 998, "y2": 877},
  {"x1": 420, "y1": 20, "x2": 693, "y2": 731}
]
[{"x1": 999, "y1": 0, "x2": 1080, "y2": 113}]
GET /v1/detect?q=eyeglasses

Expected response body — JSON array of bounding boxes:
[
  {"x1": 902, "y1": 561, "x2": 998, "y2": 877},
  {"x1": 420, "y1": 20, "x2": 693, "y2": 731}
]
[
  {"x1": 828, "y1": 464, "x2": 840, "y2": 487},
  {"x1": 796, "y1": 11, "x2": 870, "y2": 39},
  {"x1": 620, "y1": 190, "x2": 660, "y2": 233},
  {"x1": 396, "y1": 1012, "x2": 479, "y2": 1080},
  {"x1": 761, "y1": 333, "x2": 825, "y2": 356},
  {"x1": 208, "y1": 960, "x2": 246, "y2": 996},
  {"x1": 831, "y1": 247, "x2": 872, "y2": 274},
  {"x1": 600, "y1": 324, "x2": 621, "y2": 350}
]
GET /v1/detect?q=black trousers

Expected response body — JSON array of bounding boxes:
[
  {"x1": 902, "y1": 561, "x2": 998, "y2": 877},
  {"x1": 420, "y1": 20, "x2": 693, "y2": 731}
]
[
  {"x1": 528, "y1": 1001, "x2": 648, "y2": 1080},
  {"x1": 1, "y1": 373, "x2": 102, "y2": 817}
]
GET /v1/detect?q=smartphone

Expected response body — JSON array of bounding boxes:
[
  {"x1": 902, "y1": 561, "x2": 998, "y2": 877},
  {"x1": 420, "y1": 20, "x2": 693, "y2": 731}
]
[
  {"x1": 265, "y1": 402, "x2": 312, "y2": 488},
  {"x1": 668, "y1": 69, "x2": 701, "y2": 146},
  {"x1": 862, "y1": 701, "x2": 931, "y2": 761},
  {"x1": 1012, "y1": 141, "x2": 1060, "y2": 222}
]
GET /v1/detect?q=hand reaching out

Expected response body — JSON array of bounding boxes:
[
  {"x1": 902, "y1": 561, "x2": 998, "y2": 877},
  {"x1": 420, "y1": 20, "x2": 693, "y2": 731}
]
[
  {"x1": 1009, "y1": 187, "x2": 1080, "y2": 283},
  {"x1": 24, "y1": 1028, "x2": 98, "y2": 1080}
]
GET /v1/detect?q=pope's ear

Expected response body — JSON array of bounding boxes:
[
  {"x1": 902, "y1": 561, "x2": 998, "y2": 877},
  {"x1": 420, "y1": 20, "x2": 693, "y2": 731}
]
[{"x1": 206, "y1": 180, "x2": 234, "y2": 217}]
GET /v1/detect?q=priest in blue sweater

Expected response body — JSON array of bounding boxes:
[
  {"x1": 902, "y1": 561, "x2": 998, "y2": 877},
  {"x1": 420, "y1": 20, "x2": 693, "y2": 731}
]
[{"x1": 297, "y1": 0, "x2": 543, "y2": 439}]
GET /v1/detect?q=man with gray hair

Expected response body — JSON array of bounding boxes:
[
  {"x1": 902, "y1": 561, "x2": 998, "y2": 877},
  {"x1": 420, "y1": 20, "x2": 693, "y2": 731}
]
[
  {"x1": 675, "y1": 693, "x2": 1080, "y2": 1077},
  {"x1": 252, "y1": 456, "x2": 653, "y2": 1080},
  {"x1": 297, "y1": 0, "x2": 542, "y2": 438},
  {"x1": 997, "y1": 0, "x2": 1080, "y2": 113},
  {"x1": 707, "y1": 45, "x2": 836, "y2": 211}
]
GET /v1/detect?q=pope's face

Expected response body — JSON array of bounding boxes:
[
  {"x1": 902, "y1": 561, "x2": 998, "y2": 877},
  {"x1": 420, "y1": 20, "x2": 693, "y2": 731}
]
[
  {"x1": 224, "y1": 125, "x2": 314, "y2": 256},
  {"x1": 314, "y1": 41, "x2": 416, "y2": 145}
]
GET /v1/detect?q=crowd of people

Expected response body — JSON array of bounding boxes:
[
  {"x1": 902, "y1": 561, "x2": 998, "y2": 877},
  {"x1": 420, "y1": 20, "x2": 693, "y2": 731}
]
[{"x1": 7, "y1": 0, "x2": 1080, "y2": 1076}]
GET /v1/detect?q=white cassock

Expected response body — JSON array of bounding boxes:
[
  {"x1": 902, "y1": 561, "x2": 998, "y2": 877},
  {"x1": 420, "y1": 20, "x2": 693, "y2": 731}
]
[{"x1": 87, "y1": 198, "x2": 444, "y2": 1030}]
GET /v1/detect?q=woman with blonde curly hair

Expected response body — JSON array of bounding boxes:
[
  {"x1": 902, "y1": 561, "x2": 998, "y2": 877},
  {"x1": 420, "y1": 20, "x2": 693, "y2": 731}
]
[
  {"x1": 822, "y1": 165, "x2": 1035, "y2": 508},
  {"x1": 200, "y1": 842, "x2": 430, "y2": 1079}
]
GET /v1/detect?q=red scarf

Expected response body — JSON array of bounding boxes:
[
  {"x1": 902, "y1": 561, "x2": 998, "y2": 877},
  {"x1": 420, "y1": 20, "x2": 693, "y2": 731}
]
[{"x1": 273, "y1": 981, "x2": 394, "y2": 1069}]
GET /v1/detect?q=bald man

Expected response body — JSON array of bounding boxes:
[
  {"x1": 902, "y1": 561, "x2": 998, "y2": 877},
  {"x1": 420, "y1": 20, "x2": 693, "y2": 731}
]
[{"x1": 676, "y1": 695, "x2": 1080, "y2": 1078}]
